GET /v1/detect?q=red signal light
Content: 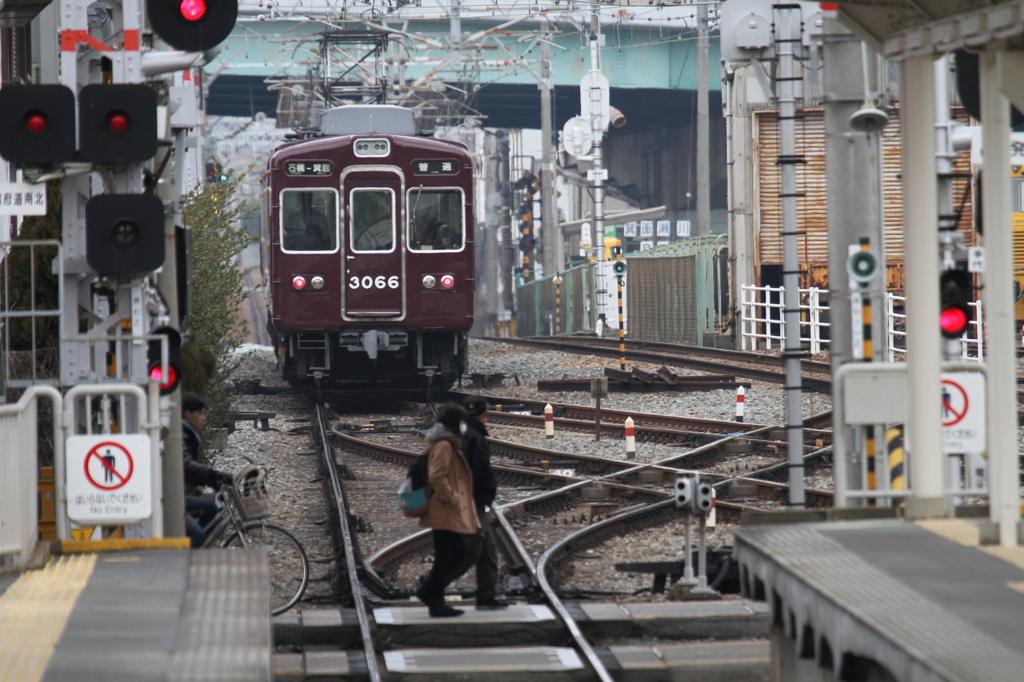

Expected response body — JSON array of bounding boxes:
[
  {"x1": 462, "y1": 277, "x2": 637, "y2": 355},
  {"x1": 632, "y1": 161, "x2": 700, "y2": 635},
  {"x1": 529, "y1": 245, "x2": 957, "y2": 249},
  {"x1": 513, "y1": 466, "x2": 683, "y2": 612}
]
[
  {"x1": 25, "y1": 112, "x2": 47, "y2": 134},
  {"x1": 149, "y1": 363, "x2": 179, "y2": 392},
  {"x1": 939, "y1": 307, "x2": 969, "y2": 336},
  {"x1": 180, "y1": 0, "x2": 206, "y2": 20},
  {"x1": 106, "y1": 111, "x2": 130, "y2": 134}
]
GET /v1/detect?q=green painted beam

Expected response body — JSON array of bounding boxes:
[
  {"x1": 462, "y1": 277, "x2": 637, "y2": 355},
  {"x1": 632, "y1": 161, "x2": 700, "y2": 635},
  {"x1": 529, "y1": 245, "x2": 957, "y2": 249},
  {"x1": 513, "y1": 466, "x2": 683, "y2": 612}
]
[{"x1": 209, "y1": 18, "x2": 720, "y2": 92}]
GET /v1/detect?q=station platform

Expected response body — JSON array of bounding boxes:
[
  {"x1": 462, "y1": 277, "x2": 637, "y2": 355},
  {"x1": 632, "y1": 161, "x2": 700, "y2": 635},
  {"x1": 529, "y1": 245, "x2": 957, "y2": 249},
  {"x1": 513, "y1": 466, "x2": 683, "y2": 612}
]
[
  {"x1": 734, "y1": 514, "x2": 1024, "y2": 682},
  {"x1": 0, "y1": 546, "x2": 272, "y2": 682}
]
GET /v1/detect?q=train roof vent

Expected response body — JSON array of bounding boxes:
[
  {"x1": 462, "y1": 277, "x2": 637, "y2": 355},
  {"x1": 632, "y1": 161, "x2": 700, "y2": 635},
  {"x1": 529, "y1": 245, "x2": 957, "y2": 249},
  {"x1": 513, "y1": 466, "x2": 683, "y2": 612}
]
[{"x1": 320, "y1": 105, "x2": 415, "y2": 136}]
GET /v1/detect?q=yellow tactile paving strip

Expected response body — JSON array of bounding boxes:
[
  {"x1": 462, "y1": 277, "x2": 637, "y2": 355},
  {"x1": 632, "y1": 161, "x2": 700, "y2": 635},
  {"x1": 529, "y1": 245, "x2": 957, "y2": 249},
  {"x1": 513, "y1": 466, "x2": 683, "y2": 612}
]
[
  {"x1": 916, "y1": 518, "x2": 1024, "y2": 572},
  {"x1": 0, "y1": 554, "x2": 97, "y2": 682}
]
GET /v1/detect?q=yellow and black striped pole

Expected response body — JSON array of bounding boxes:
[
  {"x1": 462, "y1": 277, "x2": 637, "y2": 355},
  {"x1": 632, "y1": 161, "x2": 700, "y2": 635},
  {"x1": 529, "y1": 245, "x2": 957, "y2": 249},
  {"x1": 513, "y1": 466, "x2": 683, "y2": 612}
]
[
  {"x1": 555, "y1": 275, "x2": 562, "y2": 334},
  {"x1": 614, "y1": 247, "x2": 626, "y2": 370},
  {"x1": 859, "y1": 238, "x2": 877, "y2": 506},
  {"x1": 887, "y1": 425, "x2": 905, "y2": 506}
]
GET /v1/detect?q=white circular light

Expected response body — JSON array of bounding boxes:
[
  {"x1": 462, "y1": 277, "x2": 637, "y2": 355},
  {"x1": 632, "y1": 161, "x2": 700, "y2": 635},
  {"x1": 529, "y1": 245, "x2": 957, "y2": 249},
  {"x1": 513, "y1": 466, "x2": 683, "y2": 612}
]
[
  {"x1": 422, "y1": 275, "x2": 436, "y2": 289},
  {"x1": 311, "y1": 276, "x2": 325, "y2": 289},
  {"x1": 440, "y1": 274, "x2": 455, "y2": 289},
  {"x1": 292, "y1": 276, "x2": 307, "y2": 290}
]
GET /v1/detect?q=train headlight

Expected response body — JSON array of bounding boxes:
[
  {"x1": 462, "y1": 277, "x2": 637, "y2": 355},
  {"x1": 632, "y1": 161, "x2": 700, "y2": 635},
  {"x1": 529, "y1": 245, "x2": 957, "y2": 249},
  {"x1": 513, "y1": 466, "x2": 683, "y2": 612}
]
[
  {"x1": 311, "y1": 275, "x2": 325, "y2": 290},
  {"x1": 440, "y1": 274, "x2": 455, "y2": 289},
  {"x1": 354, "y1": 138, "x2": 390, "y2": 157},
  {"x1": 422, "y1": 275, "x2": 436, "y2": 289},
  {"x1": 292, "y1": 275, "x2": 307, "y2": 290}
]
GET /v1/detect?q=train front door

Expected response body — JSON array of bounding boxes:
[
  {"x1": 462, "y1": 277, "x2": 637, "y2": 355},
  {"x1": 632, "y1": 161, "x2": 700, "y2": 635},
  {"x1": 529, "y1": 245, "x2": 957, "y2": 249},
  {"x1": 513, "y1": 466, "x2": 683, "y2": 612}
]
[{"x1": 343, "y1": 174, "x2": 404, "y2": 318}]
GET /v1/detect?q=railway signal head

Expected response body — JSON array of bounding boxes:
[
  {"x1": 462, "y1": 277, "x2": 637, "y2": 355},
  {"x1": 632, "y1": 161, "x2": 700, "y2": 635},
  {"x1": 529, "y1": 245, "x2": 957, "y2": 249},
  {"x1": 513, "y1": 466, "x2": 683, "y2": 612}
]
[
  {"x1": 939, "y1": 268, "x2": 972, "y2": 338},
  {"x1": 149, "y1": 0, "x2": 238, "y2": 52},
  {"x1": 78, "y1": 84, "x2": 158, "y2": 163},
  {"x1": 0, "y1": 84, "x2": 77, "y2": 165},
  {"x1": 613, "y1": 260, "x2": 627, "y2": 277},
  {"x1": 674, "y1": 475, "x2": 693, "y2": 510},
  {"x1": 694, "y1": 480, "x2": 713, "y2": 515},
  {"x1": 147, "y1": 326, "x2": 182, "y2": 395},
  {"x1": 85, "y1": 194, "x2": 165, "y2": 273},
  {"x1": 847, "y1": 250, "x2": 877, "y2": 288}
]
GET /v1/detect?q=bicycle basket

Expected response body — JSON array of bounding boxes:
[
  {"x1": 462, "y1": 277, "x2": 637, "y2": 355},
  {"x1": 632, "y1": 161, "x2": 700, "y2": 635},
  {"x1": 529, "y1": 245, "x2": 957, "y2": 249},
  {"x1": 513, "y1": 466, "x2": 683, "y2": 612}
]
[{"x1": 233, "y1": 465, "x2": 271, "y2": 521}]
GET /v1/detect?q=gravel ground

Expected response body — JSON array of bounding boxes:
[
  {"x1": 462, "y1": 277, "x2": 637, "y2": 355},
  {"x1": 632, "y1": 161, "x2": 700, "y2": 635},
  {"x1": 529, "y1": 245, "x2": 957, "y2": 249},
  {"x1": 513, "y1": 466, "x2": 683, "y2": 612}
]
[
  {"x1": 205, "y1": 345, "x2": 338, "y2": 606},
  {"x1": 465, "y1": 338, "x2": 832, "y2": 425},
  {"x1": 207, "y1": 340, "x2": 839, "y2": 604}
]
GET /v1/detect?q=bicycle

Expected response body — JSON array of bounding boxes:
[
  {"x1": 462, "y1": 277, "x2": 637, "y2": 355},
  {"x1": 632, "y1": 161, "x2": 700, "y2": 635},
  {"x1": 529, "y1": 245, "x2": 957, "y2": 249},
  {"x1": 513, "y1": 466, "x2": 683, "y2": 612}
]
[{"x1": 199, "y1": 465, "x2": 310, "y2": 615}]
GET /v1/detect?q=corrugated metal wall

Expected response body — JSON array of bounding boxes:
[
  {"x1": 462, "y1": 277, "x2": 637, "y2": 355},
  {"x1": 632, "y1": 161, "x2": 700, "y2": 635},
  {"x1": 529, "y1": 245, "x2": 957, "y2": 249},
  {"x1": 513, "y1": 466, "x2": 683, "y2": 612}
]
[
  {"x1": 517, "y1": 281, "x2": 538, "y2": 336},
  {"x1": 627, "y1": 255, "x2": 699, "y2": 344},
  {"x1": 753, "y1": 107, "x2": 975, "y2": 293}
]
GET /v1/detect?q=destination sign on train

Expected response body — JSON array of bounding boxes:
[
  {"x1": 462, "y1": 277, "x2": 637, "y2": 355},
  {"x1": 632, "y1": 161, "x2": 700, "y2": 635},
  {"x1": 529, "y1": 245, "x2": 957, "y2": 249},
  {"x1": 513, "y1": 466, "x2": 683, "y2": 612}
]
[
  {"x1": 412, "y1": 160, "x2": 459, "y2": 175},
  {"x1": 285, "y1": 161, "x2": 332, "y2": 176}
]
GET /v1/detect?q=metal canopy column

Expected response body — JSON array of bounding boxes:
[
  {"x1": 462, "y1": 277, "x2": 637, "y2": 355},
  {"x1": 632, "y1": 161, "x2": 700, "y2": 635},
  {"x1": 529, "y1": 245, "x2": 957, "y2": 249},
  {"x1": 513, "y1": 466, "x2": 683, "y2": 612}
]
[
  {"x1": 899, "y1": 55, "x2": 945, "y2": 515},
  {"x1": 980, "y1": 50, "x2": 1019, "y2": 546}
]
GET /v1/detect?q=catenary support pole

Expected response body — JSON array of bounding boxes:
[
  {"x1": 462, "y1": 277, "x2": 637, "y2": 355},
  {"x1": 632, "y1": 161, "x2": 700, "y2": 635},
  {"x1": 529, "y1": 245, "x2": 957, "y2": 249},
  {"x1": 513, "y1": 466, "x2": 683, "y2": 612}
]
[
  {"x1": 980, "y1": 51, "x2": 1020, "y2": 545},
  {"x1": 776, "y1": 5, "x2": 804, "y2": 508},
  {"x1": 540, "y1": 15, "x2": 561, "y2": 277},
  {"x1": 696, "y1": 3, "x2": 710, "y2": 236},
  {"x1": 900, "y1": 56, "x2": 945, "y2": 516}
]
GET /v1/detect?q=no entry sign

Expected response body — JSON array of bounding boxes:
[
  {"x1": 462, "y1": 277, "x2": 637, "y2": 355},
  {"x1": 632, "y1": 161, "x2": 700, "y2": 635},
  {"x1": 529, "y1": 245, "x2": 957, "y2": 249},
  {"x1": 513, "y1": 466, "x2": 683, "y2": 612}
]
[
  {"x1": 66, "y1": 434, "x2": 151, "y2": 525},
  {"x1": 941, "y1": 372, "x2": 986, "y2": 456}
]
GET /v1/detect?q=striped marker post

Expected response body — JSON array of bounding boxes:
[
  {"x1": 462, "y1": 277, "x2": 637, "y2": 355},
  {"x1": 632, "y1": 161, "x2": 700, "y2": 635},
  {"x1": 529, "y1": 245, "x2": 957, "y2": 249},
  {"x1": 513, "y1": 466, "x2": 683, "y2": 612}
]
[
  {"x1": 735, "y1": 386, "x2": 745, "y2": 423},
  {"x1": 544, "y1": 403, "x2": 554, "y2": 438},
  {"x1": 625, "y1": 417, "x2": 636, "y2": 459},
  {"x1": 707, "y1": 488, "x2": 716, "y2": 530},
  {"x1": 887, "y1": 425, "x2": 905, "y2": 506},
  {"x1": 555, "y1": 276, "x2": 562, "y2": 334}
]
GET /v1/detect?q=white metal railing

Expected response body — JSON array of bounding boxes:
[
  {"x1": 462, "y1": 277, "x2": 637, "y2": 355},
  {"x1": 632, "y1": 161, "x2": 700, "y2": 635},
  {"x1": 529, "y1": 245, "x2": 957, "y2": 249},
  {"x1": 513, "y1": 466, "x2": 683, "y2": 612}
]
[
  {"x1": 0, "y1": 386, "x2": 62, "y2": 566},
  {"x1": 742, "y1": 285, "x2": 984, "y2": 360},
  {"x1": 740, "y1": 285, "x2": 830, "y2": 353},
  {"x1": 887, "y1": 295, "x2": 983, "y2": 361}
]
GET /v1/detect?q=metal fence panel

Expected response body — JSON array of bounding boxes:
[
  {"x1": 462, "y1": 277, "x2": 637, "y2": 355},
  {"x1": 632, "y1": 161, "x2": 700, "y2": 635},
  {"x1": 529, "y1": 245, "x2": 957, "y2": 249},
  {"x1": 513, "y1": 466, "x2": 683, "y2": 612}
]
[{"x1": 628, "y1": 255, "x2": 699, "y2": 344}]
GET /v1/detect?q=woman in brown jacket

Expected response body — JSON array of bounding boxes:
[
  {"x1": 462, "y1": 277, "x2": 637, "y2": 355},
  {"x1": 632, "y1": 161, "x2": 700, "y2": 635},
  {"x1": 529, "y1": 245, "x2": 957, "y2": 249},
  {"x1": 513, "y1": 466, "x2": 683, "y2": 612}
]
[{"x1": 415, "y1": 403, "x2": 480, "y2": 617}]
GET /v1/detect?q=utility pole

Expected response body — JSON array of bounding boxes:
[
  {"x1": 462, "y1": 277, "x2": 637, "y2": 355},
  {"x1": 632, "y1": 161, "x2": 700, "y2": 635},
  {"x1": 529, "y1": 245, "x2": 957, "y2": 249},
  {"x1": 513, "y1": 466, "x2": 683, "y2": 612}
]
[
  {"x1": 696, "y1": 3, "x2": 710, "y2": 236},
  {"x1": 540, "y1": 15, "x2": 561, "y2": 278},
  {"x1": 775, "y1": 5, "x2": 805, "y2": 508},
  {"x1": 823, "y1": 19, "x2": 887, "y2": 504},
  {"x1": 589, "y1": 4, "x2": 608, "y2": 330}
]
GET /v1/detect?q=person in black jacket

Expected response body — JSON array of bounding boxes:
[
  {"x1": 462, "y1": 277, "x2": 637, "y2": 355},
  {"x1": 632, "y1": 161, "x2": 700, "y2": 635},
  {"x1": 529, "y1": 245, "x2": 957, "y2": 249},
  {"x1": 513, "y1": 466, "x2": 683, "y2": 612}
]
[
  {"x1": 459, "y1": 395, "x2": 508, "y2": 609},
  {"x1": 182, "y1": 393, "x2": 233, "y2": 547}
]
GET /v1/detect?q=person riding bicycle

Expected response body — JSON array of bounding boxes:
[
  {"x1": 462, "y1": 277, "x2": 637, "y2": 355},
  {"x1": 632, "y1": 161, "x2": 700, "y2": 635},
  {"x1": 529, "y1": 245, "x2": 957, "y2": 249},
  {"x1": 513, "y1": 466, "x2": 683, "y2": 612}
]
[{"x1": 182, "y1": 393, "x2": 233, "y2": 547}]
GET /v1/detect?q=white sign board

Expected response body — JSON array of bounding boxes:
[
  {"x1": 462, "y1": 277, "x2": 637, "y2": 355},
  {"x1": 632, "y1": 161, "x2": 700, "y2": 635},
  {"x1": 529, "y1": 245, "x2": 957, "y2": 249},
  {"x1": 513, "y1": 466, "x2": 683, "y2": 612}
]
[
  {"x1": 676, "y1": 220, "x2": 691, "y2": 237},
  {"x1": 656, "y1": 220, "x2": 671, "y2": 237},
  {"x1": 941, "y1": 371, "x2": 986, "y2": 455},
  {"x1": 0, "y1": 183, "x2": 47, "y2": 216},
  {"x1": 640, "y1": 241, "x2": 654, "y2": 251},
  {"x1": 623, "y1": 221, "x2": 637, "y2": 238},
  {"x1": 66, "y1": 435, "x2": 151, "y2": 525}
]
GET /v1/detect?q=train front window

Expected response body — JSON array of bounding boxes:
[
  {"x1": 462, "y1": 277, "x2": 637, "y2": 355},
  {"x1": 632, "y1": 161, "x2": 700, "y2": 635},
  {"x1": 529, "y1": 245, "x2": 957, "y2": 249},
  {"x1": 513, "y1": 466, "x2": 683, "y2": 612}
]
[
  {"x1": 281, "y1": 190, "x2": 338, "y2": 252},
  {"x1": 408, "y1": 188, "x2": 464, "y2": 251},
  {"x1": 350, "y1": 188, "x2": 395, "y2": 252}
]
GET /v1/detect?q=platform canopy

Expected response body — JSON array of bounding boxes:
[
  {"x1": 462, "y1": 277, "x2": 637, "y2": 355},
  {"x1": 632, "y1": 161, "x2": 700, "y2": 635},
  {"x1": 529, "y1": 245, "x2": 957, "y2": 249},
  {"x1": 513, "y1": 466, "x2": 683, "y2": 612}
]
[{"x1": 835, "y1": 0, "x2": 1024, "y2": 60}]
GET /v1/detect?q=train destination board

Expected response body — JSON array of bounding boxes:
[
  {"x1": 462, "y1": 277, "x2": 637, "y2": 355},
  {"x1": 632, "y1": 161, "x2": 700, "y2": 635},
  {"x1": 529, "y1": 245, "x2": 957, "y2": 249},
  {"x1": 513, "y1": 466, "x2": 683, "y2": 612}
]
[
  {"x1": 285, "y1": 161, "x2": 332, "y2": 175},
  {"x1": 412, "y1": 159, "x2": 459, "y2": 175}
]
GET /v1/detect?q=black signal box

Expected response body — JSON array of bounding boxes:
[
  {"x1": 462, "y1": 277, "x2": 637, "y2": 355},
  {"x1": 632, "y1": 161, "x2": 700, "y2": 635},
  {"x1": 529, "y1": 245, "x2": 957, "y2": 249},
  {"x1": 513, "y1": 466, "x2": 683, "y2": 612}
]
[
  {"x1": 86, "y1": 194, "x2": 165, "y2": 273},
  {"x1": 79, "y1": 84, "x2": 158, "y2": 163},
  {"x1": 149, "y1": 0, "x2": 238, "y2": 52},
  {"x1": 0, "y1": 84, "x2": 77, "y2": 165}
]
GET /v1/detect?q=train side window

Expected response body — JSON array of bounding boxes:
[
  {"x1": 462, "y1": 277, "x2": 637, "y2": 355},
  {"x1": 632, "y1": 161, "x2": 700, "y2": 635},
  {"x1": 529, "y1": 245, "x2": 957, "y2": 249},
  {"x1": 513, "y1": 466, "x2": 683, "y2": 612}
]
[
  {"x1": 407, "y1": 188, "x2": 464, "y2": 251},
  {"x1": 280, "y1": 190, "x2": 338, "y2": 253},
  {"x1": 350, "y1": 188, "x2": 395, "y2": 252}
]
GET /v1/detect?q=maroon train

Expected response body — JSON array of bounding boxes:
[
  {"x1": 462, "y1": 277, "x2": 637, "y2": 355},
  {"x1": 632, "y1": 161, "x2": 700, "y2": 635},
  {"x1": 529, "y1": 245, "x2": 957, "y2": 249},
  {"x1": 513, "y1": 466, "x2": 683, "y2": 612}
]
[{"x1": 261, "y1": 106, "x2": 473, "y2": 391}]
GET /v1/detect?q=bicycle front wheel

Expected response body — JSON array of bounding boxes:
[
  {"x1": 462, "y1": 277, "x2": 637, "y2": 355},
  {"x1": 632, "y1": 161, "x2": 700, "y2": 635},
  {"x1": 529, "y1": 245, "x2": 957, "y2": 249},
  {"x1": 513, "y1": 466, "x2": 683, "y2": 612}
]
[{"x1": 224, "y1": 522, "x2": 310, "y2": 615}]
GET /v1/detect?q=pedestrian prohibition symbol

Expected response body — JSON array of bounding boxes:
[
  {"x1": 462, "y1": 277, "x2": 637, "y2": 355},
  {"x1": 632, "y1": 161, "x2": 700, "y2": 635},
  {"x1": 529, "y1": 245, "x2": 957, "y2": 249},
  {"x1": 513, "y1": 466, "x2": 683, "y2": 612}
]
[
  {"x1": 84, "y1": 441, "x2": 134, "y2": 490},
  {"x1": 66, "y1": 434, "x2": 151, "y2": 525},
  {"x1": 941, "y1": 372, "x2": 986, "y2": 456},
  {"x1": 941, "y1": 380, "x2": 969, "y2": 427}
]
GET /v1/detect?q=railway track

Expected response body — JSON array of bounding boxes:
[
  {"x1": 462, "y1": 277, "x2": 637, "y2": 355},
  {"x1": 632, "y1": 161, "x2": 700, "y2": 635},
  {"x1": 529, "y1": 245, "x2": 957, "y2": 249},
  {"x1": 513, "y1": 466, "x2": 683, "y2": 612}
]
[{"x1": 478, "y1": 335, "x2": 834, "y2": 393}]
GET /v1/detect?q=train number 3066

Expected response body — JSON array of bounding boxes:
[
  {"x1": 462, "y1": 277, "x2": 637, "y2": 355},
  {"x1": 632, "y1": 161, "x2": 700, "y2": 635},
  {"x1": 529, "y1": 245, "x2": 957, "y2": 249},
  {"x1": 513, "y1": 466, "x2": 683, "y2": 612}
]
[{"x1": 349, "y1": 275, "x2": 400, "y2": 290}]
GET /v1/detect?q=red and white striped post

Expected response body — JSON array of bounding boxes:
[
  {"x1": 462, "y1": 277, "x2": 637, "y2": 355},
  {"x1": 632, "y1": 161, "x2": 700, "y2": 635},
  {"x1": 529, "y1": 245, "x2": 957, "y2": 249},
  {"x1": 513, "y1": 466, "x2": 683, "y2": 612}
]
[
  {"x1": 735, "y1": 386, "x2": 745, "y2": 423},
  {"x1": 707, "y1": 487, "x2": 716, "y2": 529},
  {"x1": 544, "y1": 403, "x2": 554, "y2": 438},
  {"x1": 625, "y1": 417, "x2": 636, "y2": 459}
]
